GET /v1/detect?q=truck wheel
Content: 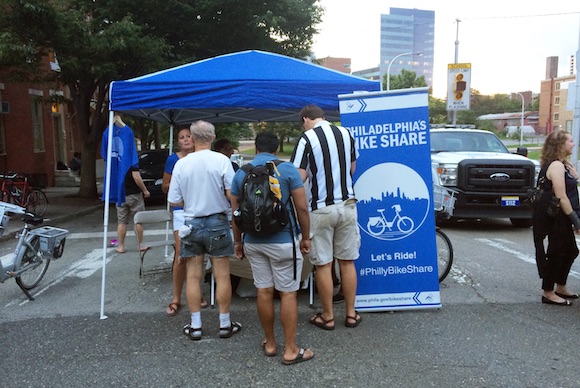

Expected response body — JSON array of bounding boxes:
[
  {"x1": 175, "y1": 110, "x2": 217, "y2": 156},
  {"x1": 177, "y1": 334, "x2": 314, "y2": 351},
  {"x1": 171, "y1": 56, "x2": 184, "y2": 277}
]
[{"x1": 510, "y1": 218, "x2": 532, "y2": 228}]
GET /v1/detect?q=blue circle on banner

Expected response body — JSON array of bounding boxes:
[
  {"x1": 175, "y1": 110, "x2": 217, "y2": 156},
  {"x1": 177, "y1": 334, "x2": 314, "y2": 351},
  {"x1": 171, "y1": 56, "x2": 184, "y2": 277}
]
[{"x1": 354, "y1": 162, "x2": 430, "y2": 241}]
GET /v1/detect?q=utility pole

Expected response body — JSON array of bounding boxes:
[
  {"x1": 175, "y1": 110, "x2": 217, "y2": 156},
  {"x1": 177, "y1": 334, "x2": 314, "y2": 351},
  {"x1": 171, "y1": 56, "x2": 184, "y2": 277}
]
[
  {"x1": 573, "y1": 15, "x2": 580, "y2": 169},
  {"x1": 452, "y1": 19, "x2": 460, "y2": 125}
]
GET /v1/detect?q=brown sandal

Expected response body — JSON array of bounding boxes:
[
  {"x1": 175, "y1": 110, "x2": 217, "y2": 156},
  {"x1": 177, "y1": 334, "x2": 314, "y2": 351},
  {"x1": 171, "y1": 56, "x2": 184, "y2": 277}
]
[
  {"x1": 166, "y1": 302, "x2": 181, "y2": 316},
  {"x1": 345, "y1": 313, "x2": 362, "y2": 328},
  {"x1": 309, "y1": 312, "x2": 335, "y2": 330}
]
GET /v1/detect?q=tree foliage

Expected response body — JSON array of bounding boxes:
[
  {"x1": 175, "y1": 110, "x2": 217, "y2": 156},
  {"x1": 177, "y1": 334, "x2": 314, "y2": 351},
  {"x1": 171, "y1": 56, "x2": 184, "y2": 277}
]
[
  {"x1": 384, "y1": 69, "x2": 427, "y2": 91},
  {"x1": 0, "y1": 0, "x2": 323, "y2": 197}
]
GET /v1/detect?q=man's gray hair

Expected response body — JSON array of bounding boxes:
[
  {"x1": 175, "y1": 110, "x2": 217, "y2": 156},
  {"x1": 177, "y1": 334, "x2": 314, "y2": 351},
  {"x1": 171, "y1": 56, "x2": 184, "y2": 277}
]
[{"x1": 190, "y1": 120, "x2": 216, "y2": 143}]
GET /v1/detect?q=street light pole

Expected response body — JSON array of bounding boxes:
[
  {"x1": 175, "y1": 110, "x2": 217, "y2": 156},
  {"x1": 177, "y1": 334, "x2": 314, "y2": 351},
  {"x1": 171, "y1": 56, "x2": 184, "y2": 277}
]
[
  {"x1": 386, "y1": 52, "x2": 422, "y2": 91},
  {"x1": 517, "y1": 92, "x2": 525, "y2": 146},
  {"x1": 452, "y1": 19, "x2": 461, "y2": 125}
]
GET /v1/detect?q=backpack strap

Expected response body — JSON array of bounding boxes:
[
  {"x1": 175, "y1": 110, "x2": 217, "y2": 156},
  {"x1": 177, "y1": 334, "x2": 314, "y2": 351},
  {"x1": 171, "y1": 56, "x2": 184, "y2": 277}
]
[{"x1": 268, "y1": 159, "x2": 298, "y2": 280}]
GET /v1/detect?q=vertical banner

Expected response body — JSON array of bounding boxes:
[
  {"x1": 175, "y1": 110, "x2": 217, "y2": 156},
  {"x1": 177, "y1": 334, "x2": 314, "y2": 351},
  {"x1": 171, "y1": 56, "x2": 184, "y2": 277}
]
[
  {"x1": 339, "y1": 88, "x2": 440, "y2": 311},
  {"x1": 446, "y1": 63, "x2": 471, "y2": 111}
]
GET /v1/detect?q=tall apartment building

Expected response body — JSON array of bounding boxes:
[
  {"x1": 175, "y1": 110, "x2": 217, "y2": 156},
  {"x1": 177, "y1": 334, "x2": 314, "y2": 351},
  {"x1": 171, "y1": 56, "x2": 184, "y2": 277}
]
[{"x1": 380, "y1": 7, "x2": 434, "y2": 87}]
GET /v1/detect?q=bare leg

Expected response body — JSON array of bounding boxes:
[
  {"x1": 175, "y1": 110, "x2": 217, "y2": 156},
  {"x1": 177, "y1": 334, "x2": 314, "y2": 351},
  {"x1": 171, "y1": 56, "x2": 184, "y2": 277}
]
[
  {"x1": 134, "y1": 222, "x2": 146, "y2": 251},
  {"x1": 279, "y1": 291, "x2": 299, "y2": 359},
  {"x1": 116, "y1": 223, "x2": 127, "y2": 253},
  {"x1": 312, "y1": 262, "x2": 334, "y2": 327},
  {"x1": 185, "y1": 255, "x2": 204, "y2": 312},
  {"x1": 338, "y1": 259, "x2": 358, "y2": 321},
  {"x1": 211, "y1": 256, "x2": 232, "y2": 314},
  {"x1": 166, "y1": 231, "x2": 187, "y2": 314},
  {"x1": 257, "y1": 287, "x2": 276, "y2": 355}
]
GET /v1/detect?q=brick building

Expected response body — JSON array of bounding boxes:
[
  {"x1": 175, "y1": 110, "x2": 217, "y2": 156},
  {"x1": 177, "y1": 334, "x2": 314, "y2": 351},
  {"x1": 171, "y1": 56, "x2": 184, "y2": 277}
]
[
  {"x1": 317, "y1": 57, "x2": 351, "y2": 74},
  {"x1": 0, "y1": 59, "x2": 80, "y2": 187},
  {"x1": 538, "y1": 56, "x2": 576, "y2": 134}
]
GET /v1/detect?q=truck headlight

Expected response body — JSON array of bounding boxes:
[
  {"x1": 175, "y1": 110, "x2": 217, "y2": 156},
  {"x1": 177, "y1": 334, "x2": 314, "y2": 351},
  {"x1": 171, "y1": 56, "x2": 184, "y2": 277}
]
[{"x1": 437, "y1": 164, "x2": 458, "y2": 186}]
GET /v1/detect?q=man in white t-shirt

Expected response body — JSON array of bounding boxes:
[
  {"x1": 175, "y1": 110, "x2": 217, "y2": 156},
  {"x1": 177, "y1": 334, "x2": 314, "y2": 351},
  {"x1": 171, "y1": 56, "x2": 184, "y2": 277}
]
[{"x1": 168, "y1": 120, "x2": 241, "y2": 341}]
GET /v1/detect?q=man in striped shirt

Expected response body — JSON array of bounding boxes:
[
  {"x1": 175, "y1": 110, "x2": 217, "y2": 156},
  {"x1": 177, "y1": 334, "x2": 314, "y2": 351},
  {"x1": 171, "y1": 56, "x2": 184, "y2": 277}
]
[{"x1": 291, "y1": 105, "x2": 362, "y2": 330}]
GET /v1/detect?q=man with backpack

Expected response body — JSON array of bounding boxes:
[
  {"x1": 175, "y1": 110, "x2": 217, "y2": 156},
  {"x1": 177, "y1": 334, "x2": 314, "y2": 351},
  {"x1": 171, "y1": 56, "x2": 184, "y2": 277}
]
[
  {"x1": 291, "y1": 105, "x2": 362, "y2": 331},
  {"x1": 231, "y1": 131, "x2": 314, "y2": 365}
]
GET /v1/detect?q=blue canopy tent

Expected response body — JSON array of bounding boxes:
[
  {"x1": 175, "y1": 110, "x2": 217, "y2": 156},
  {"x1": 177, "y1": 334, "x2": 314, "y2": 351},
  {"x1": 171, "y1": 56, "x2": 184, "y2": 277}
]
[
  {"x1": 109, "y1": 50, "x2": 381, "y2": 124},
  {"x1": 99, "y1": 50, "x2": 380, "y2": 318}
]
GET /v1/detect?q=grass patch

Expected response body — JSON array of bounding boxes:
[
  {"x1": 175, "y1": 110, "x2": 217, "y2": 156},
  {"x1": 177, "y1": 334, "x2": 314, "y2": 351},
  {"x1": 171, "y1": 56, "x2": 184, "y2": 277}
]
[{"x1": 527, "y1": 150, "x2": 540, "y2": 160}]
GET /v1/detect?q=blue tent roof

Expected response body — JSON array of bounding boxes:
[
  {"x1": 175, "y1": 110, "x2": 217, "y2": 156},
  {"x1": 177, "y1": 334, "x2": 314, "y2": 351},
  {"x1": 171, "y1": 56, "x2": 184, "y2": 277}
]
[{"x1": 110, "y1": 50, "x2": 380, "y2": 124}]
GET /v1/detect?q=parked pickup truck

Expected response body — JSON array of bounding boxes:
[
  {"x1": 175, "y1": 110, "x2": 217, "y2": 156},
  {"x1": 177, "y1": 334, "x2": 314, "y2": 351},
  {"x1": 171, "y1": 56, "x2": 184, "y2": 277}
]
[{"x1": 430, "y1": 126, "x2": 540, "y2": 227}]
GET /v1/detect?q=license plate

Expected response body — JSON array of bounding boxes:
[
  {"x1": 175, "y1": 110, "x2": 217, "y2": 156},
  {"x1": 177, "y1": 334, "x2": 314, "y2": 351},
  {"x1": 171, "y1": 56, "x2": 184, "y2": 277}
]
[{"x1": 501, "y1": 196, "x2": 519, "y2": 206}]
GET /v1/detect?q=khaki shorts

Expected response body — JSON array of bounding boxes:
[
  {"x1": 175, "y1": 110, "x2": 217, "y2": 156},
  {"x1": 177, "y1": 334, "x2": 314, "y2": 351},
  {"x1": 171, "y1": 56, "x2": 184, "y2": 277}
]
[
  {"x1": 116, "y1": 193, "x2": 145, "y2": 224},
  {"x1": 307, "y1": 199, "x2": 360, "y2": 266},
  {"x1": 244, "y1": 242, "x2": 303, "y2": 292}
]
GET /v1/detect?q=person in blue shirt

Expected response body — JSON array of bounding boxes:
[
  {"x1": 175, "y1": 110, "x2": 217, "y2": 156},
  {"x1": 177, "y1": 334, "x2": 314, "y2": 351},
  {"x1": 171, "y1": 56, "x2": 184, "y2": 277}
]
[
  {"x1": 101, "y1": 113, "x2": 150, "y2": 254},
  {"x1": 231, "y1": 131, "x2": 314, "y2": 365}
]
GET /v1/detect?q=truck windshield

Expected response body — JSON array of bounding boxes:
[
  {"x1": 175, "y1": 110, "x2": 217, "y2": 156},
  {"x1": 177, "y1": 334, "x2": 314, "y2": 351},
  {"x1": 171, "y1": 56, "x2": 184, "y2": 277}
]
[{"x1": 430, "y1": 132, "x2": 509, "y2": 153}]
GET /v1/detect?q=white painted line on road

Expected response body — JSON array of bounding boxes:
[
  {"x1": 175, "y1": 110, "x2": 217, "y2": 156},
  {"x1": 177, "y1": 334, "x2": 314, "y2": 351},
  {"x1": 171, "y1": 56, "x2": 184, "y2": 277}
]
[
  {"x1": 4, "y1": 249, "x2": 113, "y2": 307},
  {"x1": 476, "y1": 238, "x2": 579, "y2": 279}
]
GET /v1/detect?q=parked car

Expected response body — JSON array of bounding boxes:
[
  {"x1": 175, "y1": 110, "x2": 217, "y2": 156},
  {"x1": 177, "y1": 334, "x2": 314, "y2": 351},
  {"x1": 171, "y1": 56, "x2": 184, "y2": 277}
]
[
  {"x1": 138, "y1": 149, "x2": 169, "y2": 200},
  {"x1": 430, "y1": 126, "x2": 540, "y2": 227}
]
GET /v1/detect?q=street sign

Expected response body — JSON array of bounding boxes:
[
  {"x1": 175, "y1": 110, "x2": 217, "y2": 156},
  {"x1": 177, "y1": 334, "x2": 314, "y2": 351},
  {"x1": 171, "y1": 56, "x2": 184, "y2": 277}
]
[{"x1": 447, "y1": 63, "x2": 471, "y2": 111}]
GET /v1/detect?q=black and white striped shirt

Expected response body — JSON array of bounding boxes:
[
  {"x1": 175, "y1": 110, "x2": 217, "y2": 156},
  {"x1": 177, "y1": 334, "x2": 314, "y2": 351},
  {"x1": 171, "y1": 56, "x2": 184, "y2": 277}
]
[{"x1": 291, "y1": 120, "x2": 357, "y2": 211}]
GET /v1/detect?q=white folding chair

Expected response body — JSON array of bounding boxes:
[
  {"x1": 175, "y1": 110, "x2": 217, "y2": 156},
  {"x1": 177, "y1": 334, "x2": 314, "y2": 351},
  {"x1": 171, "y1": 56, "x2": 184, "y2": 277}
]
[{"x1": 133, "y1": 210, "x2": 174, "y2": 277}]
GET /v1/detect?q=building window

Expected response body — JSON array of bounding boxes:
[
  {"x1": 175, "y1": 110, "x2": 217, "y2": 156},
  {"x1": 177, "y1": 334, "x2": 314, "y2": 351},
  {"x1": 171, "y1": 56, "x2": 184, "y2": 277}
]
[
  {"x1": 31, "y1": 97, "x2": 45, "y2": 152},
  {"x1": 566, "y1": 120, "x2": 573, "y2": 131},
  {"x1": 554, "y1": 96, "x2": 560, "y2": 105},
  {"x1": 555, "y1": 82, "x2": 561, "y2": 90},
  {"x1": 0, "y1": 116, "x2": 5, "y2": 155},
  {"x1": 554, "y1": 113, "x2": 559, "y2": 122}
]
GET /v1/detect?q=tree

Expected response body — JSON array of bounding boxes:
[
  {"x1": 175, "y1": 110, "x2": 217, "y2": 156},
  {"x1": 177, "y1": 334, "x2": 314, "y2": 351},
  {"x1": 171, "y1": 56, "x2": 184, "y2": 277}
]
[
  {"x1": 258, "y1": 122, "x2": 302, "y2": 153},
  {"x1": 428, "y1": 96, "x2": 447, "y2": 124},
  {"x1": 384, "y1": 68, "x2": 427, "y2": 91},
  {"x1": 0, "y1": 0, "x2": 323, "y2": 197}
]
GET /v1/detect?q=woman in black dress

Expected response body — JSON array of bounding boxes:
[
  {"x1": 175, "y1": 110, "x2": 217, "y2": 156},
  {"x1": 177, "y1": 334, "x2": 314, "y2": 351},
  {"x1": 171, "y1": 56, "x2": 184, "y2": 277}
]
[{"x1": 532, "y1": 130, "x2": 580, "y2": 306}]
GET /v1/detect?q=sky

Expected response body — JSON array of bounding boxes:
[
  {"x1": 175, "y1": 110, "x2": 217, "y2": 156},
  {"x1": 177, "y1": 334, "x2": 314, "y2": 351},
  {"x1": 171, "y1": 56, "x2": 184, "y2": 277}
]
[{"x1": 312, "y1": 0, "x2": 580, "y2": 98}]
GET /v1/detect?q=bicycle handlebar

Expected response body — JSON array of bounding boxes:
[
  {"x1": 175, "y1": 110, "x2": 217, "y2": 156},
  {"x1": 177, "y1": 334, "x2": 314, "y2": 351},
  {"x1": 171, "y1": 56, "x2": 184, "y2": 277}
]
[
  {"x1": 0, "y1": 200, "x2": 26, "y2": 214},
  {"x1": 0, "y1": 172, "x2": 21, "y2": 180}
]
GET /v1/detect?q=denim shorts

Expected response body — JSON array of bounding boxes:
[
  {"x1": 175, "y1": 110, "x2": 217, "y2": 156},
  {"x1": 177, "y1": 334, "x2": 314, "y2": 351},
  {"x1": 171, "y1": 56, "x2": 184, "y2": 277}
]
[{"x1": 180, "y1": 213, "x2": 233, "y2": 258}]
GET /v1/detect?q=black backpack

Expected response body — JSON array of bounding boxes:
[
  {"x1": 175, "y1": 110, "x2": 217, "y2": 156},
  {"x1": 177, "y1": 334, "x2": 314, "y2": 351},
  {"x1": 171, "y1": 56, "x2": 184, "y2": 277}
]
[{"x1": 234, "y1": 160, "x2": 290, "y2": 236}]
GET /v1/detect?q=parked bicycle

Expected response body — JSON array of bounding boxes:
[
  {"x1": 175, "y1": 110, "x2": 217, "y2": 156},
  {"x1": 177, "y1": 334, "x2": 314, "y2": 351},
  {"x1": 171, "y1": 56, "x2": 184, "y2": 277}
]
[
  {"x1": 0, "y1": 172, "x2": 48, "y2": 216},
  {"x1": 433, "y1": 185, "x2": 457, "y2": 282},
  {"x1": 0, "y1": 200, "x2": 68, "y2": 300}
]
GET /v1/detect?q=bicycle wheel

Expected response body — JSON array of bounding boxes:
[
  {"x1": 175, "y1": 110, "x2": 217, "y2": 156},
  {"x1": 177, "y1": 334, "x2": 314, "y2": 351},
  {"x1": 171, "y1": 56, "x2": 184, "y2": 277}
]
[
  {"x1": 26, "y1": 189, "x2": 48, "y2": 216},
  {"x1": 436, "y1": 229, "x2": 453, "y2": 282},
  {"x1": 15, "y1": 235, "x2": 50, "y2": 290}
]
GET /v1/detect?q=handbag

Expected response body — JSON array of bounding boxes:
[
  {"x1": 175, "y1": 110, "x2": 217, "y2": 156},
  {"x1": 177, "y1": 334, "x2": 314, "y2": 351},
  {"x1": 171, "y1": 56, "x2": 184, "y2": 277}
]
[
  {"x1": 528, "y1": 175, "x2": 560, "y2": 217},
  {"x1": 527, "y1": 176, "x2": 545, "y2": 205}
]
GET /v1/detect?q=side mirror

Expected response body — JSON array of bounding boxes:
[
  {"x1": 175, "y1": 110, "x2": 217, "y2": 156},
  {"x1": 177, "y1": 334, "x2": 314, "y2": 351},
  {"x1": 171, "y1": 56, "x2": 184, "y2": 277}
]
[{"x1": 516, "y1": 146, "x2": 528, "y2": 157}]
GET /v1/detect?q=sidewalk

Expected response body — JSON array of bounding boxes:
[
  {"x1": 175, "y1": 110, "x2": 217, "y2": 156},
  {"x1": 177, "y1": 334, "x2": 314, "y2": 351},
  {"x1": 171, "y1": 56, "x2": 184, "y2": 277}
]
[{"x1": 0, "y1": 186, "x2": 102, "y2": 242}]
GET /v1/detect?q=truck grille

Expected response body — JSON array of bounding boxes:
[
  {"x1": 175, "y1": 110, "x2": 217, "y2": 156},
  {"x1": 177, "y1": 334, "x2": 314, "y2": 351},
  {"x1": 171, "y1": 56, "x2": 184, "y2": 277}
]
[{"x1": 458, "y1": 159, "x2": 535, "y2": 192}]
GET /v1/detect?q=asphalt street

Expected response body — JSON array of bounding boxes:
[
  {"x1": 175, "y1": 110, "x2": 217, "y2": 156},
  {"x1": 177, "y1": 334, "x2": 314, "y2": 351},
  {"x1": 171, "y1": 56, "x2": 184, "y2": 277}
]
[{"x1": 1, "y1": 188, "x2": 579, "y2": 388}]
